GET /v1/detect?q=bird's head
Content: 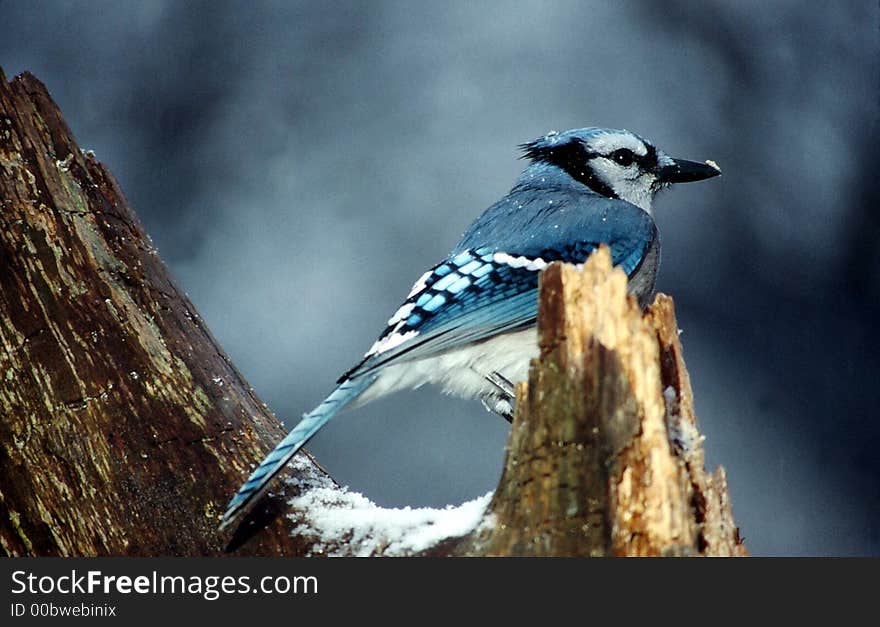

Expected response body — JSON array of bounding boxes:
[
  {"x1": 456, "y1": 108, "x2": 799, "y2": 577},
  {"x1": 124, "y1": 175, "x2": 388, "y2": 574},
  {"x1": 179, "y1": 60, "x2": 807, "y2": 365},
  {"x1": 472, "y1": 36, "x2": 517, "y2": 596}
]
[{"x1": 519, "y1": 127, "x2": 720, "y2": 213}]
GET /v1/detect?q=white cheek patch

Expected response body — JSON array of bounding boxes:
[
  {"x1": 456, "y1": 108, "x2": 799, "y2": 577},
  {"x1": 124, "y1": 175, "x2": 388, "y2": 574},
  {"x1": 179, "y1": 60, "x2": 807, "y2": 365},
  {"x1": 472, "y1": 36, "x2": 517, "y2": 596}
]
[
  {"x1": 593, "y1": 157, "x2": 637, "y2": 180},
  {"x1": 590, "y1": 159, "x2": 654, "y2": 212}
]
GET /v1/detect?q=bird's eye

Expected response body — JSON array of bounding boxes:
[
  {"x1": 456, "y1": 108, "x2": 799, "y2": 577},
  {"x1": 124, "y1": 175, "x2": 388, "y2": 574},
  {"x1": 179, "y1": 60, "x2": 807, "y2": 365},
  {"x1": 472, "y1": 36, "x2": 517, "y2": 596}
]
[{"x1": 610, "y1": 149, "x2": 636, "y2": 166}]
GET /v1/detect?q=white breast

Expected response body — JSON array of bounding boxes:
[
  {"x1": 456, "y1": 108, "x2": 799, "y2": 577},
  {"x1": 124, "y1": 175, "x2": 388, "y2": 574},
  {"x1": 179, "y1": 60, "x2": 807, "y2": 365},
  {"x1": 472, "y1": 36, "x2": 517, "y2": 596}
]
[{"x1": 355, "y1": 328, "x2": 538, "y2": 406}]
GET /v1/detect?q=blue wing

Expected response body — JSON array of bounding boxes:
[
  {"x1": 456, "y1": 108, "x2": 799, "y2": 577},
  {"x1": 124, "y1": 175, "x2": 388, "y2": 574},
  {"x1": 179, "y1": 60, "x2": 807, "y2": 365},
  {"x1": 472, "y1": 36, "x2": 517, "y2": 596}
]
[{"x1": 342, "y1": 194, "x2": 656, "y2": 380}]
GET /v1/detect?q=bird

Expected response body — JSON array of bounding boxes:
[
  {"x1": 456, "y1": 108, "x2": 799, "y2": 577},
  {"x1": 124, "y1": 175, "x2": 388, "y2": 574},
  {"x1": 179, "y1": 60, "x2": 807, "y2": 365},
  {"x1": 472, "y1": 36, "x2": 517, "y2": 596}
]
[{"x1": 219, "y1": 126, "x2": 720, "y2": 529}]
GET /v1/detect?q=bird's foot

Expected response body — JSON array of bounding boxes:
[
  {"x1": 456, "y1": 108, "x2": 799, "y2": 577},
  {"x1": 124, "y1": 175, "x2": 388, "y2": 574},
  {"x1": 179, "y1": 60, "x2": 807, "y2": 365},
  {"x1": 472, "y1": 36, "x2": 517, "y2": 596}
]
[
  {"x1": 485, "y1": 370, "x2": 516, "y2": 399},
  {"x1": 480, "y1": 390, "x2": 515, "y2": 423}
]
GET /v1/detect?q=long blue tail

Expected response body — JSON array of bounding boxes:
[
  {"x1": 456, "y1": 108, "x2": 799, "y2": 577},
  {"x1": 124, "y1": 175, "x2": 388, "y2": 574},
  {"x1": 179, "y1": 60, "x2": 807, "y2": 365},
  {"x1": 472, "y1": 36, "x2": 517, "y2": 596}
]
[{"x1": 220, "y1": 375, "x2": 377, "y2": 529}]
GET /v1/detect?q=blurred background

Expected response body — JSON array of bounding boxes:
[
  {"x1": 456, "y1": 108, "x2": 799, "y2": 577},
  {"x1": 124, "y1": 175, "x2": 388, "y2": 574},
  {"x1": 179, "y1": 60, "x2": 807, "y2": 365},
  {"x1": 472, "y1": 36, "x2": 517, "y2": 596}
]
[{"x1": 1, "y1": 0, "x2": 877, "y2": 556}]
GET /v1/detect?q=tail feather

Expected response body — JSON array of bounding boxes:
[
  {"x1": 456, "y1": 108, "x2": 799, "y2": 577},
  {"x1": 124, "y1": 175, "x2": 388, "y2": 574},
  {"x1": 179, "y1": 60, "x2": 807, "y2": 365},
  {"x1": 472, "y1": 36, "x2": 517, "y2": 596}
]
[{"x1": 220, "y1": 375, "x2": 376, "y2": 529}]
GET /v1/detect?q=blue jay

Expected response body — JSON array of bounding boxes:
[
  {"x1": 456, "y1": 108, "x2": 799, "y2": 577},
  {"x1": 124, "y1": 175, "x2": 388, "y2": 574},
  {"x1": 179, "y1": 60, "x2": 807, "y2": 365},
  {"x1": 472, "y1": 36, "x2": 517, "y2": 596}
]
[{"x1": 220, "y1": 127, "x2": 720, "y2": 529}]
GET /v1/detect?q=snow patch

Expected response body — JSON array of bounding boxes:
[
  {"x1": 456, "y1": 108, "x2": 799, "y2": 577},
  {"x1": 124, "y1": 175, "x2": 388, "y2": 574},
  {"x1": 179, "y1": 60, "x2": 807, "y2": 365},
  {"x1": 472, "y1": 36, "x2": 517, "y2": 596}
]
[
  {"x1": 56, "y1": 153, "x2": 74, "y2": 172},
  {"x1": 705, "y1": 159, "x2": 721, "y2": 173},
  {"x1": 286, "y1": 483, "x2": 494, "y2": 556},
  {"x1": 663, "y1": 385, "x2": 703, "y2": 454}
]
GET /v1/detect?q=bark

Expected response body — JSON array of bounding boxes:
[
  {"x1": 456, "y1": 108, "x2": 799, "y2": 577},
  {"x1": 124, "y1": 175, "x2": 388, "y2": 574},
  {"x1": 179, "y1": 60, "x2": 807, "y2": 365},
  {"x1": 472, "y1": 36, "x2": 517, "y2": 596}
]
[
  {"x1": 0, "y1": 69, "x2": 325, "y2": 556},
  {"x1": 441, "y1": 254, "x2": 747, "y2": 556},
  {"x1": 0, "y1": 69, "x2": 746, "y2": 557}
]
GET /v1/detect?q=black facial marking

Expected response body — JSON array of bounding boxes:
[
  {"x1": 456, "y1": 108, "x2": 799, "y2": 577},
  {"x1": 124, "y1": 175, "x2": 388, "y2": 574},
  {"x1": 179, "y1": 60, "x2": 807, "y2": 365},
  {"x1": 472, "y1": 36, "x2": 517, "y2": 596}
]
[
  {"x1": 519, "y1": 138, "x2": 618, "y2": 199},
  {"x1": 640, "y1": 143, "x2": 659, "y2": 171},
  {"x1": 610, "y1": 144, "x2": 659, "y2": 171},
  {"x1": 611, "y1": 148, "x2": 636, "y2": 166}
]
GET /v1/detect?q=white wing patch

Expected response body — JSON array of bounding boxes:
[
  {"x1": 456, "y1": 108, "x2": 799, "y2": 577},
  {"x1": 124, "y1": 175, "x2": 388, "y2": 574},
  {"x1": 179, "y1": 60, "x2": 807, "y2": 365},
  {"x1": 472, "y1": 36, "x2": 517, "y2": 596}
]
[
  {"x1": 407, "y1": 270, "x2": 433, "y2": 298},
  {"x1": 387, "y1": 302, "x2": 415, "y2": 326},
  {"x1": 492, "y1": 252, "x2": 547, "y2": 271},
  {"x1": 366, "y1": 324, "x2": 419, "y2": 357},
  {"x1": 364, "y1": 249, "x2": 547, "y2": 359}
]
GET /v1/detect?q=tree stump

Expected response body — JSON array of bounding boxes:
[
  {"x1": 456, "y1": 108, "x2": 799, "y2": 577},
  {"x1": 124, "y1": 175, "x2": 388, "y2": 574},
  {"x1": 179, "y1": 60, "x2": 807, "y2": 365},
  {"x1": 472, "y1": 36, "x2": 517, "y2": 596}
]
[
  {"x1": 442, "y1": 255, "x2": 747, "y2": 556},
  {"x1": 0, "y1": 68, "x2": 746, "y2": 557}
]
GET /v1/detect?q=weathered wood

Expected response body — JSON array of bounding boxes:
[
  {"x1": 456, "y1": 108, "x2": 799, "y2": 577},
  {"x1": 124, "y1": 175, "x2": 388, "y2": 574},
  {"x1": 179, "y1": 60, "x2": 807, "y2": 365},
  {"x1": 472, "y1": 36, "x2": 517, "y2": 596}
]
[
  {"x1": 0, "y1": 69, "x2": 329, "y2": 556},
  {"x1": 0, "y1": 69, "x2": 745, "y2": 557},
  {"x1": 443, "y1": 251, "x2": 747, "y2": 556}
]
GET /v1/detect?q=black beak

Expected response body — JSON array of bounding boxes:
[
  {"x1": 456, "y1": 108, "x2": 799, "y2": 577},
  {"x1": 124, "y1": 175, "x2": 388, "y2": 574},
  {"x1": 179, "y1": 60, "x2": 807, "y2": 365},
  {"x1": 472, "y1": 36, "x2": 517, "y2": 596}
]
[{"x1": 657, "y1": 158, "x2": 721, "y2": 184}]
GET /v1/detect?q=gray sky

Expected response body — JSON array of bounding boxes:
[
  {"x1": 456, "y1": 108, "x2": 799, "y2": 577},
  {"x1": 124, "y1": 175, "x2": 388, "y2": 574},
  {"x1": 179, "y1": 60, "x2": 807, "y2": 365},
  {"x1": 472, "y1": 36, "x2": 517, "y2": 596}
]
[{"x1": 2, "y1": 0, "x2": 877, "y2": 555}]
